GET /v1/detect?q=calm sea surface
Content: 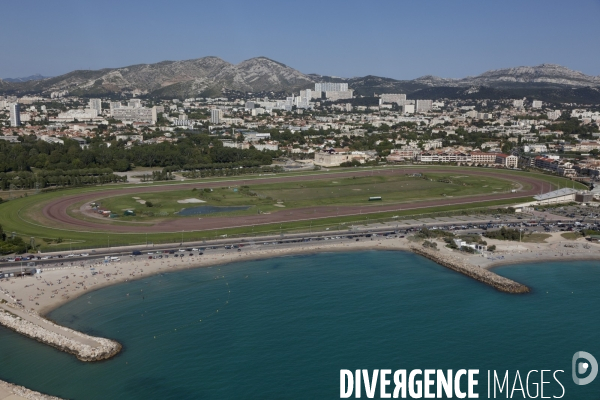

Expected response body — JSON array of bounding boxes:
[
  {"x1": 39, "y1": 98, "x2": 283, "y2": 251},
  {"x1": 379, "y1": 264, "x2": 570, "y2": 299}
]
[{"x1": 0, "y1": 251, "x2": 598, "y2": 399}]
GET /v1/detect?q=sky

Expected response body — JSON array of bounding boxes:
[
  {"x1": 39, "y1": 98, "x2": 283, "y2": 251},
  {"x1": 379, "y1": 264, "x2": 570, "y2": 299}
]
[{"x1": 1, "y1": 0, "x2": 599, "y2": 80}]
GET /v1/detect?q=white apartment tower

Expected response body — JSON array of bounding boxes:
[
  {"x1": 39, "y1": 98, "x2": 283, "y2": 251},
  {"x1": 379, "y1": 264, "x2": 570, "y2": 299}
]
[
  {"x1": 381, "y1": 94, "x2": 407, "y2": 104},
  {"x1": 9, "y1": 103, "x2": 21, "y2": 127},
  {"x1": 532, "y1": 100, "x2": 543, "y2": 109},
  {"x1": 89, "y1": 98, "x2": 102, "y2": 113},
  {"x1": 415, "y1": 100, "x2": 433, "y2": 113},
  {"x1": 211, "y1": 109, "x2": 223, "y2": 124},
  {"x1": 315, "y1": 82, "x2": 348, "y2": 92}
]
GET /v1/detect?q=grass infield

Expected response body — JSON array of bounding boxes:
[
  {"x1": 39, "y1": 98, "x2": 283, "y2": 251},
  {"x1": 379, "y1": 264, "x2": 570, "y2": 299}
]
[{"x1": 0, "y1": 166, "x2": 586, "y2": 252}]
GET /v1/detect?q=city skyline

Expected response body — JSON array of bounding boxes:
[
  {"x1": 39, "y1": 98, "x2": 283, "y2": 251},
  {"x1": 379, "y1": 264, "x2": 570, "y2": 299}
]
[{"x1": 1, "y1": 0, "x2": 599, "y2": 80}]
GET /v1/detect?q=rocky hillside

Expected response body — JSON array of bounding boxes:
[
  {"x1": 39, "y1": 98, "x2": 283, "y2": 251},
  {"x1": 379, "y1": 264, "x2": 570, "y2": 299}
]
[
  {"x1": 1, "y1": 58, "x2": 598, "y2": 100},
  {"x1": 1, "y1": 57, "x2": 314, "y2": 98}
]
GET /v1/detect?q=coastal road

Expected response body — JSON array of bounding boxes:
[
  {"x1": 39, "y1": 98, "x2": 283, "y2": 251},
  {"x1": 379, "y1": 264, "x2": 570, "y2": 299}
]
[{"x1": 41, "y1": 167, "x2": 550, "y2": 234}]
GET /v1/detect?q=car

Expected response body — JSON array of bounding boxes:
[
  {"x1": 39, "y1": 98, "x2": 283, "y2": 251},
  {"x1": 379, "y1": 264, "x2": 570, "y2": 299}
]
[
  {"x1": 148, "y1": 256, "x2": 153, "y2": 259},
  {"x1": 80, "y1": 253, "x2": 89, "y2": 257},
  {"x1": 189, "y1": 253, "x2": 194, "y2": 257},
  {"x1": 178, "y1": 249, "x2": 185, "y2": 253}
]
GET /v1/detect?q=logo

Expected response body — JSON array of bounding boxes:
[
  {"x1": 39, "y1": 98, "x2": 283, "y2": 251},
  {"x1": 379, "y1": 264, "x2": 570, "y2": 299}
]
[{"x1": 572, "y1": 351, "x2": 598, "y2": 385}]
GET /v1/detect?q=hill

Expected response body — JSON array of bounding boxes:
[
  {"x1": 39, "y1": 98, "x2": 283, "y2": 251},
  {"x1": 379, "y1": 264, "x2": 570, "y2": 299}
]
[{"x1": 1, "y1": 58, "x2": 599, "y2": 102}]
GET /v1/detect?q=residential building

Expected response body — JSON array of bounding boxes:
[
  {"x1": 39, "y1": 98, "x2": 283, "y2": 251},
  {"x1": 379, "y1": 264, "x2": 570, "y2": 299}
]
[
  {"x1": 415, "y1": 100, "x2": 433, "y2": 113},
  {"x1": 532, "y1": 100, "x2": 543, "y2": 109},
  {"x1": 470, "y1": 152, "x2": 497, "y2": 164},
  {"x1": 315, "y1": 83, "x2": 348, "y2": 93},
  {"x1": 211, "y1": 109, "x2": 223, "y2": 124},
  {"x1": 387, "y1": 148, "x2": 420, "y2": 162},
  {"x1": 380, "y1": 94, "x2": 407, "y2": 104},
  {"x1": 325, "y1": 90, "x2": 353, "y2": 101},
  {"x1": 495, "y1": 154, "x2": 519, "y2": 168},
  {"x1": 111, "y1": 106, "x2": 157, "y2": 124},
  {"x1": 89, "y1": 99, "x2": 102, "y2": 113},
  {"x1": 314, "y1": 149, "x2": 363, "y2": 167},
  {"x1": 547, "y1": 110, "x2": 562, "y2": 120},
  {"x1": 9, "y1": 103, "x2": 20, "y2": 127}
]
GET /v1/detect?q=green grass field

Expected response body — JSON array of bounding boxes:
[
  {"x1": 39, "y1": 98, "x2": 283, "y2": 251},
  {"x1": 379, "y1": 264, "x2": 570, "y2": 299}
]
[
  {"x1": 0, "y1": 166, "x2": 587, "y2": 252},
  {"x1": 77, "y1": 172, "x2": 519, "y2": 222}
]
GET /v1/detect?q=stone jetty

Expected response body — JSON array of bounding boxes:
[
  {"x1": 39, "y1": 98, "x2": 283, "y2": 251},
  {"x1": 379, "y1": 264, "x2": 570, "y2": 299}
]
[
  {"x1": 0, "y1": 304, "x2": 121, "y2": 362},
  {"x1": 410, "y1": 247, "x2": 530, "y2": 294},
  {"x1": 0, "y1": 379, "x2": 63, "y2": 400}
]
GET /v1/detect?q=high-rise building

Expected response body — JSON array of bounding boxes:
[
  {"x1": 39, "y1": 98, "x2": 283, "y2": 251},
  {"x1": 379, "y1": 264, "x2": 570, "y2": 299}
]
[
  {"x1": 110, "y1": 106, "x2": 157, "y2": 124},
  {"x1": 381, "y1": 94, "x2": 407, "y2": 104},
  {"x1": 315, "y1": 82, "x2": 348, "y2": 93},
  {"x1": 513, "y1": 99, "x2": 524, "y2": 109},
  {"x1": 532, "y1": 100, "x2": 543, "y2": 109},
  {"x1": 89, "y1": 98, "x2": 102, "y2": 113},
  {"x1": 9, "y1": 103, "x2": 21, "y2": 127},
  {"x1": 415, "y1": 100, "x2": 433, "y2": 113},
  {"x1": 211, "y1": 109, "x2": 223, "y2": 124},
  {"x1": 325, "y1": 90, "x2": 354, "y2": 101}
]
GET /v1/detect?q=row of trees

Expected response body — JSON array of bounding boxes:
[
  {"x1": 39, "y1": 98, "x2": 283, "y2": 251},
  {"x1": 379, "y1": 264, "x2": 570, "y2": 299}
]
[
  {"x1": 0, "y1": 134, "x2": 277, "y2": 174},
  {"x1": 181, "y1": 165, "x2": 283, "y2": 179},
  {"x1": 0, "y1": 170, "x2": 126, "y2": 190}
]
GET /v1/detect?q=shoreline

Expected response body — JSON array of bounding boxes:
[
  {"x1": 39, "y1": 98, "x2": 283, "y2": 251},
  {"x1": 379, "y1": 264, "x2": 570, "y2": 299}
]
[
  {"x1": 1, "y1": 232, "x2": 600, "y2": 398},
  {"x1": 3, "y1": 232, "x2": 600, "y2": 317}
]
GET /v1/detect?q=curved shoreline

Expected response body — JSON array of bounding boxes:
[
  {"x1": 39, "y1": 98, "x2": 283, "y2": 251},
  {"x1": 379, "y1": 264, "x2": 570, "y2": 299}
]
[{"x1": 1, "y1": 233, "x2": 600, "y2": 399}]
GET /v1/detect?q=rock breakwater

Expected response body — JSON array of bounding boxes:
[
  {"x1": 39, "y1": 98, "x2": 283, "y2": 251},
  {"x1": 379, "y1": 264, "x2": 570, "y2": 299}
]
[
  {"x1": 0, "y1": 379, "x2": 63, "y2": 399},
  {"x1": 410, "y1": 247, "x2": 530, "y2": 294},
  {"x1": 0, "y1": 305, "x2": 121, "y2": 362}
]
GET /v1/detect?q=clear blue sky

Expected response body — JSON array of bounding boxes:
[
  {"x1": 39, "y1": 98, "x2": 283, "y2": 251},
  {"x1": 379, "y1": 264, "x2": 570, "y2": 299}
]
[{"x1": 1, "y1": 0, "x2": 599, "y2": 80}]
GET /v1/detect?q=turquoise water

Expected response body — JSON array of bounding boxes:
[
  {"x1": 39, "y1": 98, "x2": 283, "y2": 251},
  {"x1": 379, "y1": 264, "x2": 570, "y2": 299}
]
[
  {"x1": 177, "y1": 205, "x2": 250, "y2": 216},
  {"x1": 0, "y1": 251, "x2": 598, "y2": 399}
]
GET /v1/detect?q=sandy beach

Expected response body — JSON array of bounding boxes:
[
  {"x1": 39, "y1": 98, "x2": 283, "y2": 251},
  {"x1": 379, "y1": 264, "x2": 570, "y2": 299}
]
[
  {"x1": 1, "y1": 232, "x2": 600, "y2": 399},
  {"x1": 1, "y1": 231, "x2": 599, "y2": 318}
]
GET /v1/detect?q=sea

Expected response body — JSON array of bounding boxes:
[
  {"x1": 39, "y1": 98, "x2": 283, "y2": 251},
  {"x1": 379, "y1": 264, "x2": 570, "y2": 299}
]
[{"x1": 0, "y1": 251, "x2": 598, "y2": 399}]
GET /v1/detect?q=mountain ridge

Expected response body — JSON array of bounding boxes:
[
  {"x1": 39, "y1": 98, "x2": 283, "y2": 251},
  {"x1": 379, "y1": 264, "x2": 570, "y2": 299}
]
[{"x1": 1, "y1": 58, "x2": 599, "y2": 101}]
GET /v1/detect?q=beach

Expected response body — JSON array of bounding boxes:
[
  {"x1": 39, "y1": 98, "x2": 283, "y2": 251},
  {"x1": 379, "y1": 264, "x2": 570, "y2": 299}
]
[
  {"x1": 1, "y1": 232, "x2": 600, "y2": 399},
  {"x1": 2, "y1": 232, "x2": 599, "y2": 317}
]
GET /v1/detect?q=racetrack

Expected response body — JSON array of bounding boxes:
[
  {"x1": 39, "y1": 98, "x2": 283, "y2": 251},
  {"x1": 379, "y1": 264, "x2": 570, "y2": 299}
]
[{"x1": 42, "y1": 168, "x2": 549, "y2": 233}]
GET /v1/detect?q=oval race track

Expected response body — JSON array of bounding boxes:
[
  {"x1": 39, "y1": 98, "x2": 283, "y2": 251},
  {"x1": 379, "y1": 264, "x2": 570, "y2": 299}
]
[{"x1": 41, "y1": 168, "x2": 550, "y2": 233}]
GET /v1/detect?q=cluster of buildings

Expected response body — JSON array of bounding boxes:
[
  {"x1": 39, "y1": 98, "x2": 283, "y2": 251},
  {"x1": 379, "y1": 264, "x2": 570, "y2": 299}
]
[{"x1": 1, "y1": 86, "x2": 599, "y2": 181}]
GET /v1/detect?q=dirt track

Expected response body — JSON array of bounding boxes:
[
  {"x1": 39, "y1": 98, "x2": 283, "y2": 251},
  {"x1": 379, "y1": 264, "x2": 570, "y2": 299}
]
[{"x1": 42, "y1": 168, "x2": 549, "y2": 233}]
